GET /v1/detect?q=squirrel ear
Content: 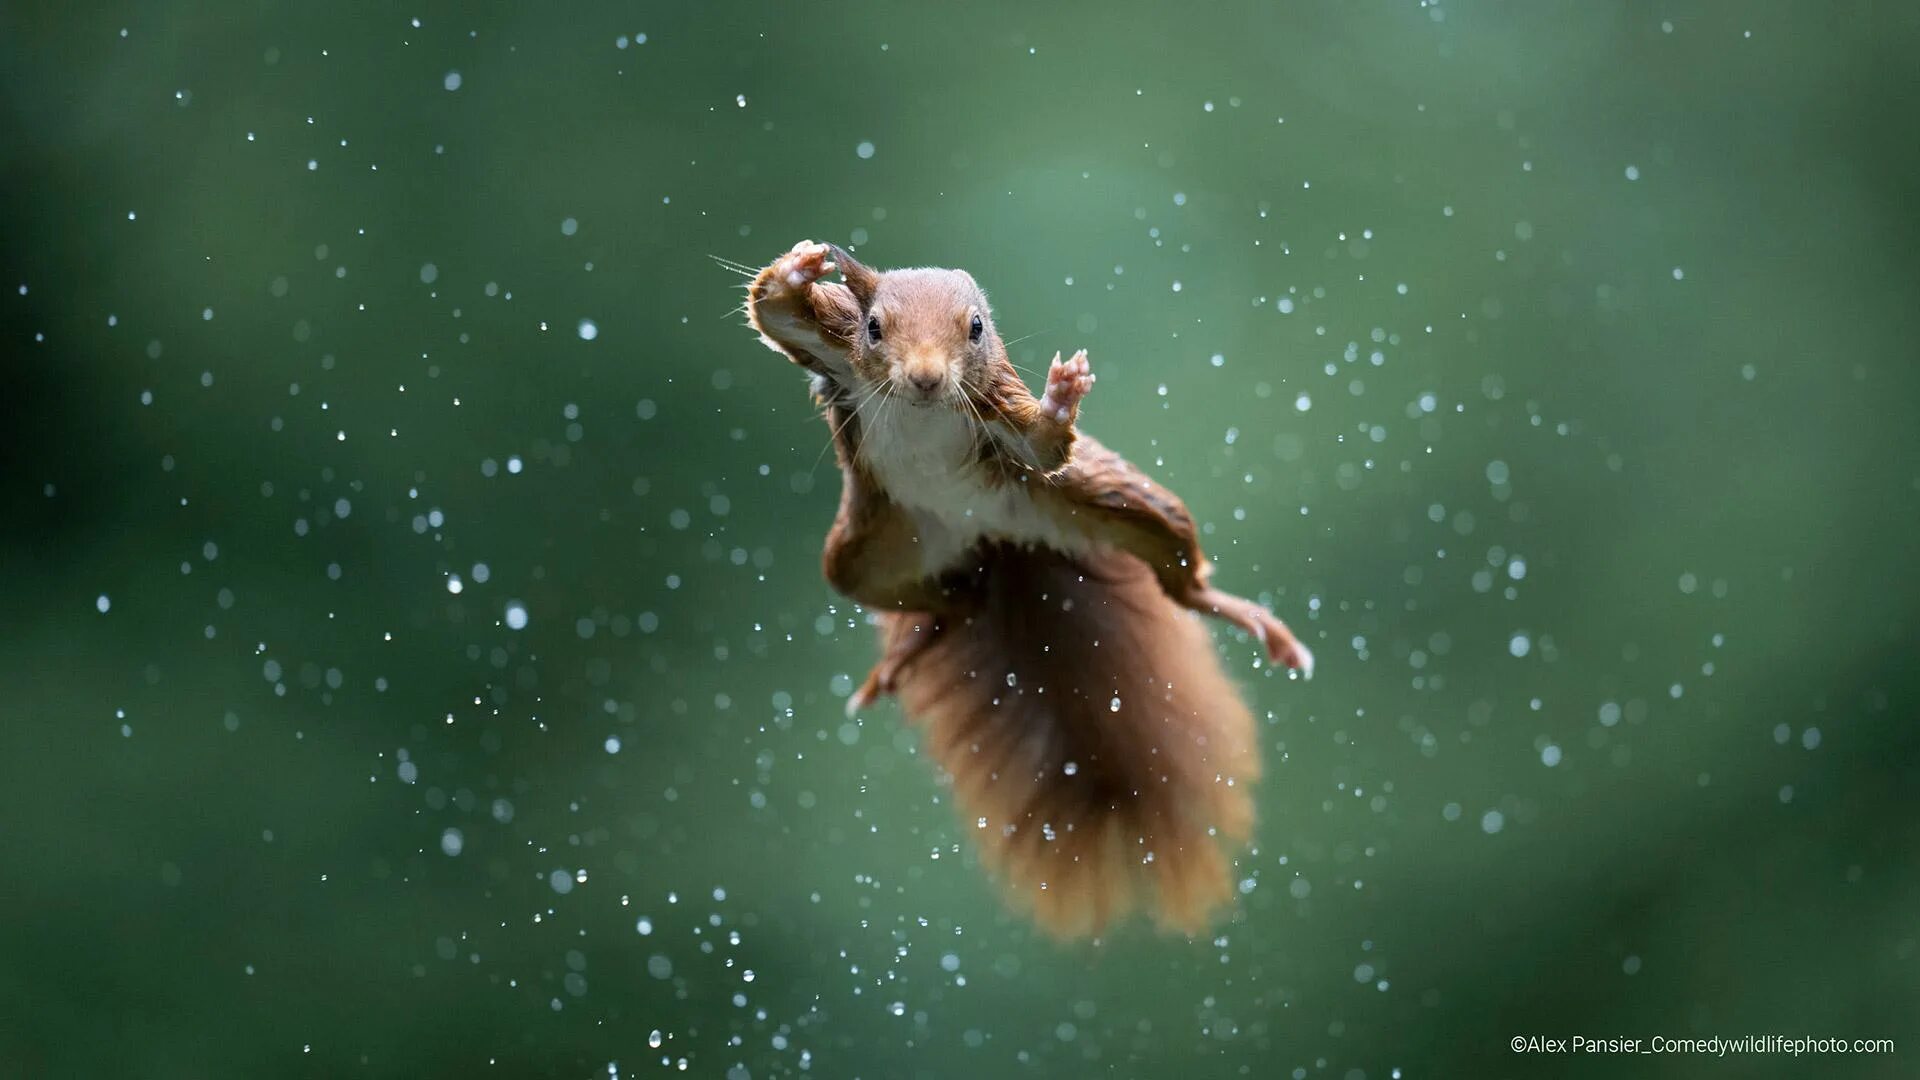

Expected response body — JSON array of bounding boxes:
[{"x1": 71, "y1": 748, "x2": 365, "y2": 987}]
[{"x1": 827, "y1": 243, "x2": 879, "y2": 306}]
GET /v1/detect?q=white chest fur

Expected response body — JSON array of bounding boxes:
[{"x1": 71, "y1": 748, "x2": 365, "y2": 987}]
[{"x1": 856, "y1": 403, "x2": 1087, "y2": 575}]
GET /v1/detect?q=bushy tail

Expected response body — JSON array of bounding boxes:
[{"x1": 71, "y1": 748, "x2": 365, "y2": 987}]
[{"x1": 883, "y1": 542, "x2": 1261, "y2": 937}]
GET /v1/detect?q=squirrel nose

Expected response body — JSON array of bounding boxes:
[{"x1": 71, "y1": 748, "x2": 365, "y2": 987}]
[{"x1": 906, "y1": 370, "x2": 942, "y2": 395}]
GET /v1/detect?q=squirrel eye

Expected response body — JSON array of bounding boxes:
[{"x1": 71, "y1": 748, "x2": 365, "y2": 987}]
[
  {"x1": 968, "y1": 313, "x2": 984, "y2": 343},
  {"x1": 866, "y1": 315, "x2": 882, "y2": 343}
]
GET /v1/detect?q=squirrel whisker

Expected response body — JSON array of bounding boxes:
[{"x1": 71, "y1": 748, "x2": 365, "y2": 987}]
[{"x1": 706, "y1": 253, "x2": 759, "y2": 277}]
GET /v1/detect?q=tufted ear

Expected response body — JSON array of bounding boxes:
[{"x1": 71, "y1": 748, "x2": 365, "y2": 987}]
[{"x1": 827, "y1": 243, "x2": 879, "y2": 306}]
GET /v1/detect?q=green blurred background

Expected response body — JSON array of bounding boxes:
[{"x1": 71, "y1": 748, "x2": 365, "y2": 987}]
[{"x1": 3, "y1": 1, "x2": 1917, "y2": 1077}]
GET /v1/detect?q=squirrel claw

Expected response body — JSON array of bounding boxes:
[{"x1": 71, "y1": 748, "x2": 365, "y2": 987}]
[
  {"x1": 1255, "y1": 614, "x2": 1314, "y2": 680},
  {"x1": 845, "y1": 684, "x2": 875, "y2": 719},
  {"x1": 1041, "y1": 349, "x2": 1095, "y2": 422},
  {"x1": 1281, "y1": 640, "x2": 1315, "y2": 681},
  {"x1": 846, "y1": 662, "x2": 893, "y2": 717},
  {"x1": 1206, "y1": 590, "x2": 1314, "y2": 681},
  {"x1": 772, "y1": 240, "x2": 835, "y2": 293}
]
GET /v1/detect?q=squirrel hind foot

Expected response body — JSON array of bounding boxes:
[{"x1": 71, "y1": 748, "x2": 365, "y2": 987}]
[
  {"x1": 1187, "y1": 585, "x2": 1315, "y2": 678},
  {"x1": 1289, "y1": 640, "x2": 1315, "y2": 681}
]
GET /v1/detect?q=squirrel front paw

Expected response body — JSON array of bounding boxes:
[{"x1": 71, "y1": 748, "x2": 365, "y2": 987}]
[
  {"x1": 766, "y1": 240, "x2": 837, "y2": 295},
  {"x1": 1040, "y1": 349, "x2": 1095, "y2": 422}
]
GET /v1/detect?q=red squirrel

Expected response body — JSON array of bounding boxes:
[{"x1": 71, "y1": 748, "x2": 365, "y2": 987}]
[{"x1": 745, "y1": 240, "x2": 1314, "y2": 937}]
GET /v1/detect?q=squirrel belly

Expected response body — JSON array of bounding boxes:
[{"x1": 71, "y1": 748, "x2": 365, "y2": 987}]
[
  {"x1": 854, "y1": 392, "x2": 1097, "y2": 574},
  {"x1": 878, "y1": 541, "x2": 1260, "y2": 938}
]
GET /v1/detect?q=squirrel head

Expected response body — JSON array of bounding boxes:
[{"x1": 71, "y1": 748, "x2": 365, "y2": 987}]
[{"x1": 828, "y1": 244, "x2": 1006, "y2": 407}]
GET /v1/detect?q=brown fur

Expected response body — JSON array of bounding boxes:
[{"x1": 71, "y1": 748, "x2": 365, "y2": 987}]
[{"x1": 879, "y1": 542, "x2": 1259, "y2": 937}]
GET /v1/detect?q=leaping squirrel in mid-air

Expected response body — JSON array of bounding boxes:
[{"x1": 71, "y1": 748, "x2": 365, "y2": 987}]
[{"x1": 745, "y1": 240, "x2": 1314, "y2": 937}]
